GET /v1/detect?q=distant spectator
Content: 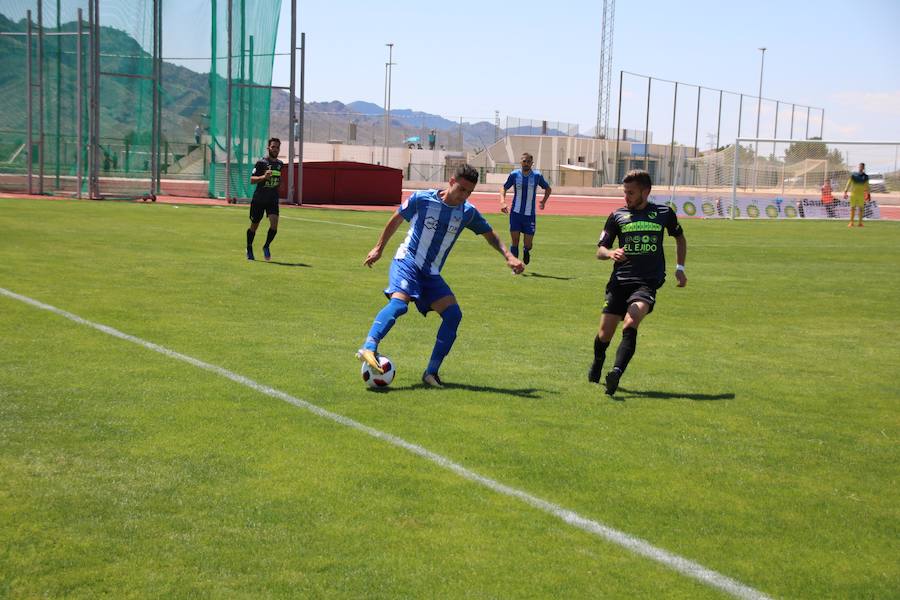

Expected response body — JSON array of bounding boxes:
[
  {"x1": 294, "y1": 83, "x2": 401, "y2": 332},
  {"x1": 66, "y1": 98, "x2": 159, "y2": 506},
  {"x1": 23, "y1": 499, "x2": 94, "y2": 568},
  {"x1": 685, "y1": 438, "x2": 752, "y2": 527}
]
[
  {"x1": 821, "y1": 178, "x2": 835, "y2": 218},
  {"x1": 428, "y1": 129, "x2": 436, "y2": 150},
  {"x1": 194, "y1": 124, "x2": 201, "y2": 145},
  {"x1": 293, "y1": 117, "x2": 300, "y2": 141}
]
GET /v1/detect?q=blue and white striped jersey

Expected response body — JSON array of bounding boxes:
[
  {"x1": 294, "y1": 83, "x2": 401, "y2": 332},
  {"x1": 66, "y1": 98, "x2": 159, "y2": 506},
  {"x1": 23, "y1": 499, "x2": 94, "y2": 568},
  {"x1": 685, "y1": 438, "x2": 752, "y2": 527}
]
[
  {"x1": 394, "y1": 189, "x2": 492, "y2": 275},
  {"x1": 503, "y1": 169, "x2": 550, "y2": 217}
]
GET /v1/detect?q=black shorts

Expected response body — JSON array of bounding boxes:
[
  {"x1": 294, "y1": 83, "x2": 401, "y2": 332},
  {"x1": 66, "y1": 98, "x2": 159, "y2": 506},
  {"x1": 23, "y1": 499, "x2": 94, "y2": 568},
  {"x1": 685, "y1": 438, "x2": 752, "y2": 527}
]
[
  {"x1": 249, "y1": 198, "x2": 279, "y2": 223},
  {"x1": 602, "y1": 281, "x2": 658, "y2": 316}
]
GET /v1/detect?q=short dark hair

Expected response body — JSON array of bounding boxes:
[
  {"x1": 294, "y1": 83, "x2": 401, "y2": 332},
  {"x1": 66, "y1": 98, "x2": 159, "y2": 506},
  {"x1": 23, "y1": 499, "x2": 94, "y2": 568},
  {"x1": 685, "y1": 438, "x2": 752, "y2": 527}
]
[
  {"x1": 455, "y1": 163, "x2": 479, "y2": 184},
  {"x1": 268, "y1": 137, "x2": 281, "y2": 146},
  {"x1": 623, "y1": 169, "x2": 652, "y2": 190},
  {"x1": 521, "y1": 152, "x2": 534, "y2": 160}
]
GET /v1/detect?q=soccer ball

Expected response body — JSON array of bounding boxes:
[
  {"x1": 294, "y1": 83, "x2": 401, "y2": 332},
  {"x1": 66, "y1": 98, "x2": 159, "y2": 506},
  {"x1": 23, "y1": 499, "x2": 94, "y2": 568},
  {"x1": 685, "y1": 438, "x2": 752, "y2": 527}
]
[{"x1": 361, "y1": 355, "x2": 396, "y2": 388}]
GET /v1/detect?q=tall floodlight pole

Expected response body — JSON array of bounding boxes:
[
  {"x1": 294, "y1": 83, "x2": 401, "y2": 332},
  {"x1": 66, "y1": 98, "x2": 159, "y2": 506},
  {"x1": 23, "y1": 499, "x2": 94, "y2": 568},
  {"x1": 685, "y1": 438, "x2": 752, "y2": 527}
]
[
  {"x1": 753, "y1": 47, "x2": 766, "y2": 190},
  {"x1": 382, "y1": 43, "x2": 395, "y2": 166},
  {"x1": 754, "y1": 47, "x2": 766, "y2": 139},
  {"x1": 595, "y1": 0, "x2": 615, "y2": 140}
]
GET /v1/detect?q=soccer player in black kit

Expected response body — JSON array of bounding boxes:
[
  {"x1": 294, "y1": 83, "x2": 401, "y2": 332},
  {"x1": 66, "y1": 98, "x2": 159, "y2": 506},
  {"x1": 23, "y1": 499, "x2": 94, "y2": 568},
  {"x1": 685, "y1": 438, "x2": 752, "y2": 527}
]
[
  {"x1": 588, "y1": 169, "x2": 688, "y2": 396},
  {"x1": 246, "y1": 137, "x2": 283, "y2": 261}
]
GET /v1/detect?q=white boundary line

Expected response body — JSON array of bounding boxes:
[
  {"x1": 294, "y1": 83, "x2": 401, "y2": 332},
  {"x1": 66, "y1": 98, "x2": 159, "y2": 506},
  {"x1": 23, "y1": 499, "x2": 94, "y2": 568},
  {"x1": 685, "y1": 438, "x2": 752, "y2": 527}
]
[{"x1": 1, "y1": 286, "x2": 771, "y2": 600}]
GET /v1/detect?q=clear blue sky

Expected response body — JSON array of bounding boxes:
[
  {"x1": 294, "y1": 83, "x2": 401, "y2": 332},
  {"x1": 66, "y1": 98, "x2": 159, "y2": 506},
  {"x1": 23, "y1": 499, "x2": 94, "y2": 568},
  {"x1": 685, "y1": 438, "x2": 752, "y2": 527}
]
[
  {"x1": 262, "y1": 0, "x2": 899, "y2": 145},
  {"x1": 8, "y1": 1, "x2": 894, "y2": 150}
]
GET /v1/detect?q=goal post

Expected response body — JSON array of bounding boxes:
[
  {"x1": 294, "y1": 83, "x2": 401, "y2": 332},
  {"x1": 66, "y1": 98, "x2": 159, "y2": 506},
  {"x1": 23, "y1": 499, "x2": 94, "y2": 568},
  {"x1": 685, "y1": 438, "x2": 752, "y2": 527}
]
[
  {"x1": 657, "y1": 138, "x2": 898, "y2": 219},
  {"x1": 725, "y1": 138, "x2": 900, "y2": 219}
]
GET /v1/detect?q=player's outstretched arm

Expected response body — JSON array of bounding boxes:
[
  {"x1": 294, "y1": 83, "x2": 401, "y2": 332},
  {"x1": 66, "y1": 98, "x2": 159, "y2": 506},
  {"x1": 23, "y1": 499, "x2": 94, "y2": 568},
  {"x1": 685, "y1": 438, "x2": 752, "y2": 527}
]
[
  {"x1": 499, "y1": 186, "x2": 509, "y2": 214},
  {"x1": 364, "y1": 212, "x2": 405, "y2": 268},
  {"x1": 540, "y1": 186, "x2": 552, "y2": 209},
  {"x1": 674, "y1": 234, "x2": 687, "y2": 287},
  {"x1": 481, "y1": 230, "x2": 524, "y2": 274}
]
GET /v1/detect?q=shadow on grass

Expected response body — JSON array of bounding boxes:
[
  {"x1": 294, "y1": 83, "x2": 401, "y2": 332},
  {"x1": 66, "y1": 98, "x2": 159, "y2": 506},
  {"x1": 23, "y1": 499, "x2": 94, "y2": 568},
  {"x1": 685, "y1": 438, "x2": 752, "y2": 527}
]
[
  {"x1": 616, "y1": 387, "x2": 735, "y2": 401},
  {"x1": 372, "y1": 382, "x2": 550, "y2": 398},
  {"x1": 262, "y1": 260, "x2": 312, "y2": 268},
  {"x1": 522, "y1": 271, "x2": 576, "y2": 281}
]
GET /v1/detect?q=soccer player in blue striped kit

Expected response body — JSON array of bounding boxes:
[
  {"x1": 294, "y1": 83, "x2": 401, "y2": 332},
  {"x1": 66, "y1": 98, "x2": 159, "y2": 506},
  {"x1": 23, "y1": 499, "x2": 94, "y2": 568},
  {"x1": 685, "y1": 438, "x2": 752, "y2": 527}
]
[
  {"x1": 499, "y1": 152, "x2": 552, "y2": 265},
  {"x1": 358, "y1": 164, "x2": 525, "y2": 387}
]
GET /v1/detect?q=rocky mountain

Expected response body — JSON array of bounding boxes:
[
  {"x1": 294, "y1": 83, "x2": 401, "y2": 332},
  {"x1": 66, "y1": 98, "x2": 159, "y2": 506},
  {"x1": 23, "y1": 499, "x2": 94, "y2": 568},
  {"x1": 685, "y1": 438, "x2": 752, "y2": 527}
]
[{"x1": 1, "y1": 14, "x2": 564, "y2": 158}]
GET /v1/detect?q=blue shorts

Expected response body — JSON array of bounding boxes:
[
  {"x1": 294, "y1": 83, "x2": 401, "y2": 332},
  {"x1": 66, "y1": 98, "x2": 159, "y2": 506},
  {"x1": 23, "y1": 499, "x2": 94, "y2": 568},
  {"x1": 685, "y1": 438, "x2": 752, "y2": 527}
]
[
  {"x1": 384, "y1": 259, "x2": 454, "y2": 315},
  {"x1": 509, "y1": 212, "x2": 536, "y2": 235}
]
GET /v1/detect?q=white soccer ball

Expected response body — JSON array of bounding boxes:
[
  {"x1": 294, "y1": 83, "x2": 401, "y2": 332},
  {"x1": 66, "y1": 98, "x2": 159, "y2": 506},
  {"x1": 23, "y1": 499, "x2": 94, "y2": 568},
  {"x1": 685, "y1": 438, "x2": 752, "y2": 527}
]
[{"x1": 361, "y1": 355, "x2": 396, "y2": 388}]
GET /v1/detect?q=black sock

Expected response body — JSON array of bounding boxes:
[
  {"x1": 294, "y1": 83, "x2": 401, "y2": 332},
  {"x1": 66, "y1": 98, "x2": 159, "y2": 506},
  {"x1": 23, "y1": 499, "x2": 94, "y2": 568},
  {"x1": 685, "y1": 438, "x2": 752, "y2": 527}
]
[
  {"x1": 246, "y1": 228, "x2": 256, "y2": 249},
  {"x1": 593, "y1": 335, "x2": 610, "y2": 363},
  {"x1": 613, "y1": 327, "x2": 638, "y2": 373},
  {"x1": 264, "y1": 228, "x2": 277, "y2": 248}
]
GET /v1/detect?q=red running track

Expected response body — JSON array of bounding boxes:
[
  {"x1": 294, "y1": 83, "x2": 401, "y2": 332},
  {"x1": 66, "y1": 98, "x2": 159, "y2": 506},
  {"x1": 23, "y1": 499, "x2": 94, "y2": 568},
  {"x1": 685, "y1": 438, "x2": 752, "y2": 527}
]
[{"x1": 3, "y1": 190, "x2": 899, "y2": 220}]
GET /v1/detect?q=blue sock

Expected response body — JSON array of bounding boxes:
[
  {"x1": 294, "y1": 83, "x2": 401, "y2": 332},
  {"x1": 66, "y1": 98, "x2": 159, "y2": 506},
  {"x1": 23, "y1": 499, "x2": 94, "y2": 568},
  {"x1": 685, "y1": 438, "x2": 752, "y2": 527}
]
[
  {"x1": 364, "y1": 298, "x2": 408, "y2": 350},
  {"x1": 510, "y1": 245, "x2": 519, "y2": 258},
  {"x1": 426, "y1": 304, "x2": 462, "y2": 375}
]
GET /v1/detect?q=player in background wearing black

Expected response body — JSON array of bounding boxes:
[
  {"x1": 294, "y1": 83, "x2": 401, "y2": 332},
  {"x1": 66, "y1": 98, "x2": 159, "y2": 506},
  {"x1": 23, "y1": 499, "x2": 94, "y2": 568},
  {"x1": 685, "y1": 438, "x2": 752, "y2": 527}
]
[
  {"x1": 247, "y1": 138, "x2": 283, "y2": 261},
  {"x1": 588, "y1": 169, "x2": 687, "y2": 396}
]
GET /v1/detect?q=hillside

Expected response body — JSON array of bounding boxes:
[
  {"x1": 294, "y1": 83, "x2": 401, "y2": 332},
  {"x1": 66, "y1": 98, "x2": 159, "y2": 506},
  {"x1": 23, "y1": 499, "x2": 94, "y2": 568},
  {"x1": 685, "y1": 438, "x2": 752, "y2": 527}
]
[{"x1": 1, "y1": 14, "x2": 564, "y2": 156}]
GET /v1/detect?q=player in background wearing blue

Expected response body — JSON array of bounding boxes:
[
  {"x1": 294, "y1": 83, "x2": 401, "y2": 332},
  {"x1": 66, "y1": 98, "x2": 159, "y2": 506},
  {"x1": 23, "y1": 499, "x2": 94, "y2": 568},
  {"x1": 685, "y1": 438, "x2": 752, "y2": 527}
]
[
  {"x1": 246, "y1": 138, "x2": 283, "y2": 261},
  {"x1": 499, "y1": 152, "x2": 552, "y2": 265},
  {"x1": 358, "y1": 164, "x2": 525, "y2": 388},
  {"x1": 589, "y1": 169, "x2": 687, "y2": 396}
]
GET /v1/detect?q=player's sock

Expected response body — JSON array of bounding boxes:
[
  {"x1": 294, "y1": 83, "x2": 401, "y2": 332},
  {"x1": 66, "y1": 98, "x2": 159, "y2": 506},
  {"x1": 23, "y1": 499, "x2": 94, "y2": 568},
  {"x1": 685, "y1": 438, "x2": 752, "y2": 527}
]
[
  {"x1": 426, "y1": 304, "x2": 462, "y2": 375},
  {"x1": 613, "y1": 327, "x2": 638, "y2": 373},
  {"x1": 523, "y1": 247, "x2": 531, "y2": 265},
  {"x1": 364, "y1": 298, "x2": 408, "y2": 351},
  {"x1": 588, "y1": 336, "x2": 610, "y2": 383},
  {"x1": 264, "y1": 227, "x2": 277, "y2": 248},
  {"x1": 246, "y1": 228, "x2": 256, "y2": 249},
  {"x1": 510, "y1": 245, "x2": 519, "y2": 258}
]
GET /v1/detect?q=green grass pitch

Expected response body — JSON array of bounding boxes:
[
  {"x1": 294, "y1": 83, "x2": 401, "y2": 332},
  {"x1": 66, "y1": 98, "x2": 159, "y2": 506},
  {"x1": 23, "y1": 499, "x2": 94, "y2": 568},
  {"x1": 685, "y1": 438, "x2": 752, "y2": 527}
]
[{"x1": 1, "y1": 197, "x2": 898, "y2": 598}]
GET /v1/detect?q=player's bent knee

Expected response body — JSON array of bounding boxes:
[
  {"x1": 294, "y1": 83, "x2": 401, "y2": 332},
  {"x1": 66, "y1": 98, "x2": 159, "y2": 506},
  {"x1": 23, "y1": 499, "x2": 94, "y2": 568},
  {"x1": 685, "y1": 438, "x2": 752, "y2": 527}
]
[{"x1": 442, "y1": 304, "x2": 462, "y2": 326}]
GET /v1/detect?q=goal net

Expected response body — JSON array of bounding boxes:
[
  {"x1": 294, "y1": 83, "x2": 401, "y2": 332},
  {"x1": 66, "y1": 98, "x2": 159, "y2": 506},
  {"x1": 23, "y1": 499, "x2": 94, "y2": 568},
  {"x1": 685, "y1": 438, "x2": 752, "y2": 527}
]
[{"x1": 661, "y1": 139, "x2": 899, "y2": 219}]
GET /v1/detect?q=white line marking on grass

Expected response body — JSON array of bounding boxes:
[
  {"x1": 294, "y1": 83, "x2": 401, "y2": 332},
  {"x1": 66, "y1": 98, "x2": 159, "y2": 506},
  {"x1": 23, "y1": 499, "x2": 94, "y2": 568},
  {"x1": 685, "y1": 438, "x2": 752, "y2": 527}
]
[
  {"x1": 215, "y1": 207, "x2": 381, "y2": 230},
  {"x1": 1, "y1": 286, "x2": 772, "y2": 600},
  {"x1": 278, "y1": 215, "x2": 379, "y2": 229}
]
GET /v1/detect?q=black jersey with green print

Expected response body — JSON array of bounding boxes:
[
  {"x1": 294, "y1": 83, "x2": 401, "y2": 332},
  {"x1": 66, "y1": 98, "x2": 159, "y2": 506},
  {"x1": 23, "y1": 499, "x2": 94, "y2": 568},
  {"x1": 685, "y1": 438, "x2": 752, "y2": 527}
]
[
  {"x1": 251, "y1": 156, "x2": 284, "y2": 204},
  {"x1": 597, "y1": 203, "x2": 683, "y2": 286}
]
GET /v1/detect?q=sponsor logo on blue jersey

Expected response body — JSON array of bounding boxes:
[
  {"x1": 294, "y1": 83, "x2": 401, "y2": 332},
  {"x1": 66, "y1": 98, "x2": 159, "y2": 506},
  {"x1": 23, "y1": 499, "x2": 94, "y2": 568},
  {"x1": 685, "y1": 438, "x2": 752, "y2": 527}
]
[{"x1": 394, "y1": 190, "x2": 491, "y2": 274}]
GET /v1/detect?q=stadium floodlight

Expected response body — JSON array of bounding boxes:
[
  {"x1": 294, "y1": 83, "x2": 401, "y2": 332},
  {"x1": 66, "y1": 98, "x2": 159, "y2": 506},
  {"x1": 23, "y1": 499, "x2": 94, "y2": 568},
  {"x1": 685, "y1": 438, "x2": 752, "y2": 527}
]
[
  {"x1": 382, "y1": 43, "x2": 395, "y2": 167},
  {"x1": 753, "y1": 47, "x2": 766, "y2": 190}
]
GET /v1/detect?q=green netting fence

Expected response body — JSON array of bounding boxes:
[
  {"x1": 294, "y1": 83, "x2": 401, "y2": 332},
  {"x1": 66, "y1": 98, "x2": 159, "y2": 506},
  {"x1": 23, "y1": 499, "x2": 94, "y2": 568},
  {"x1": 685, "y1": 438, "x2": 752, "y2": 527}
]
[{"x1": 0, "y1": 0, "x2": 281, "y2": 199}]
